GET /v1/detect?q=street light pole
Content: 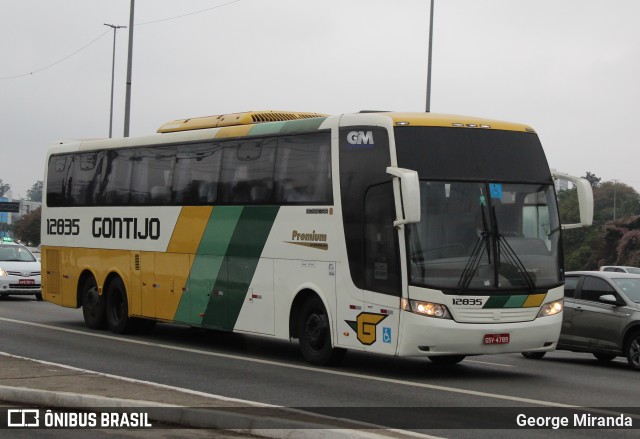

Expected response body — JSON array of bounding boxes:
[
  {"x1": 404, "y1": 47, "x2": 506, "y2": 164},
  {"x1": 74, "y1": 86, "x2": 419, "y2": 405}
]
[
  {"x1": 425, "y1": 0, "x2": 435, "y2": 112},
  {"x1": 612, "y1": 179, "x2": 618, "y2": 221},
  {"x1": 104, "y1": 24, "x2": 126, "y2": 138},
  {"x1": 123, "y1": 0, "x2": 135, "y2": 137}
]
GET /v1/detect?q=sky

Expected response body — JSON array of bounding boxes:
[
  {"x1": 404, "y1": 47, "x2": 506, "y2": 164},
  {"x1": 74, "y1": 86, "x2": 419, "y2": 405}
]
[{"x1": 1, "y1": 0, "x2": 639, "y2": 199}]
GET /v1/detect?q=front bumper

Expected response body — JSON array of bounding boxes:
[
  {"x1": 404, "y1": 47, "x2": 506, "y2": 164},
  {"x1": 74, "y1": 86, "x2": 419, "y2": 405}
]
[
  {"x1": 397, "y1": 310, "x2": 562, "y2": 357},
  {"x1": 0, "y1": 278, "x2": 42, "y2": 295}
]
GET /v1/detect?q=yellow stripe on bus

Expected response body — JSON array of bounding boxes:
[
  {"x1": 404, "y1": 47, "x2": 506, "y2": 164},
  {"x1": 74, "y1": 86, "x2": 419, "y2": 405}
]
[
  {"x1": 215, "y1": 125, "x2": 253, "y2": 139},
  {"x1": 523, "y1": 293, "x2": 546, "y2": 308},
  {"x1": 166, "y1": 206, "x2": 213, "y2": 254}
]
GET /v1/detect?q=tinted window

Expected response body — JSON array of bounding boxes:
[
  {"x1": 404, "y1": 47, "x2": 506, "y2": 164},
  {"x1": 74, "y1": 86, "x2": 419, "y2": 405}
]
[
  {"x1": 564, "y1": 276, "x2": 579, "y2": 298},
  {"x1": 102, "y1": 149, "x2": 135, "y2": 204},
  {"x1": 364, "y1": 182, "x2": 400, "y2": 295},
  {"x1": 219, "y1": 139, "x2": 276, "y2": 204},
  {"x1": 68, "y1": 152, "x2": 103, "y2": 205},
  {"x1": 274, "y1": 133, "x2": 332, "y2": 204},
  {"x1": 46, "y1": 132, "x2": 333, "y2": 207},
  {"x1": 395, "y1": 127, "x2": 552, "y2": 184},
  {"x1": 173, "y1": 143, "x2": 223, "y2": 204},
  {"x1": 580, "y1": 276, "x2": 616, "y2": 302},
  {"x1": 46, "y1": 155, "x2": 73, "y2": 206},
  {"x1": 129, "y1": 146, "x2": 176, "y2": 204},
  {"x1": 339, "y1": 127, "x2": 392, "y2": 290}
]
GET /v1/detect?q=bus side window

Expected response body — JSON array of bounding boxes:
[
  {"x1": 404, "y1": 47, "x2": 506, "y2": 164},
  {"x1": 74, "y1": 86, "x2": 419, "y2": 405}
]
[
  {"x1": 274, "y1": 133, "x2": 332, "y2": 205},
  {"x1": 173, "y1": 143, "x2": 222, "y2": 205},
  {"x1": 220, "y1": 139, "x2": 275, "y2": 204},
  {"x1": 46, "y1": 155, "x2": 72, "y2": 206},
  {"x1": 68, "y1": 152, "x2": 99, "y2": 205},
  {"x1": 103, "y1": 150, "x2": 134, "y2": 205},
  {"x1": 130, "y1": 146, "x2": 176, "y2": 205}
]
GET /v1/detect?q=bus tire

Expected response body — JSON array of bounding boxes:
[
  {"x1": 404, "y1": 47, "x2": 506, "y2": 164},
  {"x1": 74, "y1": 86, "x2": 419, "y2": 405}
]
[
  {"x1": 428, "y1": 355, "x2": 465, "y2": 365},
  {"x1": 81, "y1": 276, "x2": 106, "y2": 329},
  {"x1": 298, "y1": 296, "x2": 346, "y2": 366},
  {"x1": 625, "y1": 330, "x2": 640, "y2": 371},
  {"x1": 35, "y1": 293, "x2": 43, "y2": 301},
  {"x1": 105, "y1": 277, "x2": 135, "y2": 334}
]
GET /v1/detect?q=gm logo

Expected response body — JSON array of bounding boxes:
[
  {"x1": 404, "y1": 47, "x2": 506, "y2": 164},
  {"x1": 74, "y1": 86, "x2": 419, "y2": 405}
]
[{"x1": 347, "y1": 130, "x2": 375, "y2": 146}]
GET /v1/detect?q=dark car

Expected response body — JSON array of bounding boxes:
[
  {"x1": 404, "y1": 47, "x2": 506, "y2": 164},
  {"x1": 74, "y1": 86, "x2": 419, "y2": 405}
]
[{"x1": 522, "y1": 271, "x2": 640, "y2": 370}]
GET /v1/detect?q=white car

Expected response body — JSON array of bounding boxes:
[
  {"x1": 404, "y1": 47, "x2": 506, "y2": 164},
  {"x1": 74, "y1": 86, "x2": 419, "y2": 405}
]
[
  {"x1": 0, "y1": 243, "x2": 42, "y2": 301},
  {"x1": 600, "y1": 266, "x2": 640, "y2": 274}
]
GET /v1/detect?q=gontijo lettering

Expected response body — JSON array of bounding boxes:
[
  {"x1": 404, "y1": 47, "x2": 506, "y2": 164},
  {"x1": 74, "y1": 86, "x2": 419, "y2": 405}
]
[{"x1": 92, "y1": 217, "x2": 160, "y2": 240}]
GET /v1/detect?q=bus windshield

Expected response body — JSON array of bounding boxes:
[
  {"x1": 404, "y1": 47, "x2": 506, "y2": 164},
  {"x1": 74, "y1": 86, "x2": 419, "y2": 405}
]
[{"x1": 407, "y1": 181, "x2": 561, "y2": 292}]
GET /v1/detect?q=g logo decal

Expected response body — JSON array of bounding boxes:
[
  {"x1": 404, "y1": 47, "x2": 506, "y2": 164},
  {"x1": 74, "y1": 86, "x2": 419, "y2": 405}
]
[{"x1": 346, "y1": 312, "x2": 388, "y2": 345}]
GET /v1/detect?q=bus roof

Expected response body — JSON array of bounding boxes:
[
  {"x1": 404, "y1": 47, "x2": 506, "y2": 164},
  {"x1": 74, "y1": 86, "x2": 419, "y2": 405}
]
[
  {"x1": 385, "y1": 112, "x2": 534, "y2": 132},
  {"x1": 48, "y1": 110, "x2": 535, "y2": 155},
  {"x1": 157, "y1": 110, "x2": 329, "y2": 133},
  {"x1": 157, "y1": 110, "x2": 534, "y2": 134}
]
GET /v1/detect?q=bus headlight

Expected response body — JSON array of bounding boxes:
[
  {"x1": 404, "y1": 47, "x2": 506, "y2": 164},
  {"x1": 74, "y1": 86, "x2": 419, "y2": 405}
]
[
  {"x1": 537, "y1": 299, "x2": 563, "y2": 317},
  {"x1": 0, "y1": 268, "x2": 7, "y2": 277},
  {"x1": 402, "y1": 298, "x2": 452, "y2": 319}
]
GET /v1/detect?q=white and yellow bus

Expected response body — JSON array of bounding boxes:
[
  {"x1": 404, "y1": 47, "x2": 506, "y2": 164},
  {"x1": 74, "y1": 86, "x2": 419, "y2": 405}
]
[{"x1": 41, "y1": 110, "x2": 593, "y2": 365}]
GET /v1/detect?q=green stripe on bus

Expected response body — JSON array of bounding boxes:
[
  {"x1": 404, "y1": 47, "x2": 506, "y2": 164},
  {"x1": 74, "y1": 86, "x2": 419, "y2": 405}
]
[
  {"x1": 279, "y1": 118, "x2": 327, "y2": 134},
  {"x1": 483, "y1": 295, "x2": 509, "y2": 308},
  {"x1": 483, "y1": 294, "x2": 539, "y2": 308},
  {"x1": 174, "y1": 206, "x2": 243, "y2": 324},
  {"x1": 503, "y1": 295, "x2": 528, "y2": 308},
  {"x1": 202, "y1": 206, "x2": 280, "y2": 330},
  {"x1": 248, "y1": 121, "x2": 287, "y2": 136}
]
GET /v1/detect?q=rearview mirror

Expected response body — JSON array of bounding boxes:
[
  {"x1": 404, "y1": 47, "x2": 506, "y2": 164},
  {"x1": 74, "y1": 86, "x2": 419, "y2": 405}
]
[
  {"x1": 599, "y1": 294, "x2": 620, "y2": 305},
  {"x1": 551, "y1": 170, "x2": 594, "y2": 229},
  {"x1": 386, "y1": 167, "x2": 421, "y2": 227}
]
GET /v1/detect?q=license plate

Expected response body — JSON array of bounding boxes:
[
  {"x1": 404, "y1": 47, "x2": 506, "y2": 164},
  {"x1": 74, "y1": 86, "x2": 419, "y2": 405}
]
[
  {"x1": 19, "y1": 279, "x2": 35, "y2": 286},
  {"x1": 484, "y1": 333, "x2": 510, "y2": 344}
]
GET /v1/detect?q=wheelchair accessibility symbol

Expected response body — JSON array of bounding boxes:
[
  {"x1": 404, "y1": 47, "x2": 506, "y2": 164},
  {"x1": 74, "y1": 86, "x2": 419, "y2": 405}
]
[{"x1": 382, "y1": 327, "x2": 392, "y2": 343}]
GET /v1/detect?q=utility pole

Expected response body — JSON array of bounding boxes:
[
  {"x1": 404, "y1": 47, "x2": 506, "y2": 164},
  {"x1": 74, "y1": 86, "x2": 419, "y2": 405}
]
[
  {"x1": 612, "y1": 179, "x2": 618, "y2": 221},
  {"x1": 104, "y1": 24, "x2": 126, "y2": 138},
  {"x1": 123, "y1": 0, "x2": 135, "y2": 137},
  {"x1": 425, "y1": 0, "x2": 435, "y2": 112}
]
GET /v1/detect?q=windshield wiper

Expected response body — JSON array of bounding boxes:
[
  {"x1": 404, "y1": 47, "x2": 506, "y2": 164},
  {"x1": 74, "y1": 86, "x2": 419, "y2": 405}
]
[
  {"x1": 458, "y1": 204, "x2": 491, "y2": 292},
  {"x1": 491, "y1": 206, "x2": 536, "y2": 291}
]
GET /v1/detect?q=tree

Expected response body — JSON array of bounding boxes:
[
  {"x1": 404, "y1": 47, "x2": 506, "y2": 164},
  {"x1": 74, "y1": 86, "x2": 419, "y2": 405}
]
[
  {"x1": 584, "y1": 171, "x2": 601, "y2": 188},
  {"x1": 12, "y1": 206, "x2": 41, "y2": 246},
  {"x1": 593, "y1": 181, "x2": 640, "y2": 223},
  {"x1": 27, "y1": 181, "x2": 43, "y2": 202},
  {"x1": 0, "y1": 178, "x2": 10, "y2": 197},
  {"x1": 559, "y1": 175, "x2": 640, "y2": 270}
]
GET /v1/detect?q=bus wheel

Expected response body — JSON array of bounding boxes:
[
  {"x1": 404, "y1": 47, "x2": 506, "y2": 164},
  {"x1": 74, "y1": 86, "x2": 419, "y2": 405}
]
[
  {"x1": 35, "y1": 293, "x2": 43, "y2": 301},
  {"x1": 428, "y1": 355, "x2": 465, "y2": 365},
  {"x1": 298, "y1": 296, "x2": 345, "y2": 366},
  {"x1": 625, "y1": 331, "x2": 640, "y2": 371},
  {"x1": 81, "y1": 276, "x2": 106, "y2": 329},
  {"x1": 105, "y1": 277, "x2": 134, "y2": 334}
]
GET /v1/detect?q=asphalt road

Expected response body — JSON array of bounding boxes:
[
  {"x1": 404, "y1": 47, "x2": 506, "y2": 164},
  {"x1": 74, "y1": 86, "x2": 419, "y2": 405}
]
[{"x1": 1, "y1": 296, "x2": 638, "y2": 438}]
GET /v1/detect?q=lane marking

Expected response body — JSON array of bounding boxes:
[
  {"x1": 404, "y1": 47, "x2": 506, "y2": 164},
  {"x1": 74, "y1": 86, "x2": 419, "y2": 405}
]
[
  {"x1": 0, "y1": 316, "x2": 629, "y2": 415},
  {"x1": 0, "y1": 349, "x2": 436, "y2": 438},
  {"x1": 464, "y1": 359, "x2": 514, "y2": 368}
]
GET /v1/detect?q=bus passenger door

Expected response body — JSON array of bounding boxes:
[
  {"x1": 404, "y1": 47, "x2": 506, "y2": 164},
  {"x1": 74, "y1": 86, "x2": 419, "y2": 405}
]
[{"x1": 362, "y1": 182, "x2": 401, "y2": 355}]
